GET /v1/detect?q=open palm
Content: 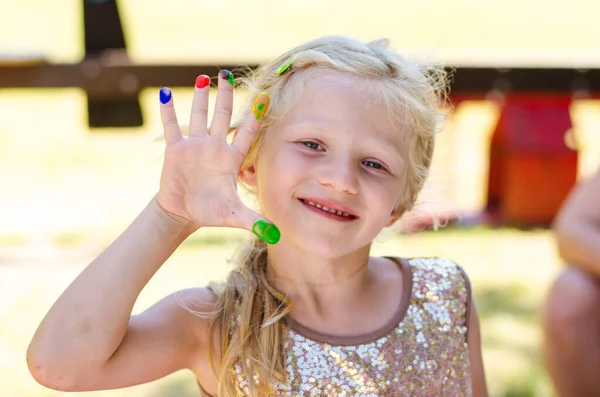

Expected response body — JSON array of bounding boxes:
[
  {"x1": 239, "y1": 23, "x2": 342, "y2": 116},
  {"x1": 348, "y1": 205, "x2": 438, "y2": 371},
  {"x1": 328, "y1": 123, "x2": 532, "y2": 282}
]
[{"x1": 155, "y1": 72, "x2": 272, "y2": 236}]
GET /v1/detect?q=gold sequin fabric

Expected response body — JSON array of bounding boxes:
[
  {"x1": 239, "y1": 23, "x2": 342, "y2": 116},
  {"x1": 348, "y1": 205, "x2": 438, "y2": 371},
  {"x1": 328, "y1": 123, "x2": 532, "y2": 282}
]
[{"x1": 232, "y1": 257, "x2": 472, "y2": 396}]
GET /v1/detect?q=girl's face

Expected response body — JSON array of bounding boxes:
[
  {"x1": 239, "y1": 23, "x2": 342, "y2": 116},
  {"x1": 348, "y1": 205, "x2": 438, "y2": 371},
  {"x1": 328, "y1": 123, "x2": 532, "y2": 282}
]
[{"x1": 247, "y1": 73, "x2": 407, "y2": 257}]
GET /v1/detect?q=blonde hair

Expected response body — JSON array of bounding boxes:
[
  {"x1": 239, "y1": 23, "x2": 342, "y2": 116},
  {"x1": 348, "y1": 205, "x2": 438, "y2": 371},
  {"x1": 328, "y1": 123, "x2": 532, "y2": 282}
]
[{"x1": 198, "y1": 35, "x2": 448, "y2": 396}]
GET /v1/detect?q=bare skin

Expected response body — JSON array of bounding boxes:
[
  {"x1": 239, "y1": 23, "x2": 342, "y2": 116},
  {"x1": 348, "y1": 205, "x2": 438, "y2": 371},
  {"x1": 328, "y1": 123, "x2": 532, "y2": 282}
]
[
  {"x1": 543, "y1": 170, "x2": 600, "y2": 396},
  {"x1": 27, "y1": 71, "x2": 488, "y2": 396}
]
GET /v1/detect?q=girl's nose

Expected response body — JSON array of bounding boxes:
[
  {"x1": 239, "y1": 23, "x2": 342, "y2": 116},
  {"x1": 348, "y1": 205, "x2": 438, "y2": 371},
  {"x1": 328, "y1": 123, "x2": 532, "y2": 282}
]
[{"x1": 317, "y1": 159, "x2": 359, "y2": 195}]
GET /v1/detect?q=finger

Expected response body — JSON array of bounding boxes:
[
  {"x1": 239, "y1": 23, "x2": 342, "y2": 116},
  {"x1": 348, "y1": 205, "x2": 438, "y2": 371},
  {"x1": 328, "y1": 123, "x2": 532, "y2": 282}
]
[
  {"x1": 159, "y1": 87, "x2": 182, "y2": 144},
  {"x1": 231, "y1": 92, "x2": 270, "y2": 157},
  {"x1": 209, "y1": 70, "x2": 235, "y2": 137},
  {"x1": 188, "y1": 75, "x2": 211, "y2": 137},
  {"x1": 232, "y1": 207, "x2": 280, "y2": 245}
]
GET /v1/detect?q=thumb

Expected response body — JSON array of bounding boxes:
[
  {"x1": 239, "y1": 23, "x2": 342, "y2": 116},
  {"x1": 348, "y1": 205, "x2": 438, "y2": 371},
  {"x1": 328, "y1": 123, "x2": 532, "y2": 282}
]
[{"x1": 235, "y1": 207, "x2": 281, "y2": 245}]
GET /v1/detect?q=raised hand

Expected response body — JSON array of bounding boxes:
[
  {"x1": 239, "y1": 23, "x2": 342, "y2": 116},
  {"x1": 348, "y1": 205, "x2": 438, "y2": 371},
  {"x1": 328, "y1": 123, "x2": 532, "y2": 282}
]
[{"x1": 155, "y1": 70, "x2": 279, "y2": 244}]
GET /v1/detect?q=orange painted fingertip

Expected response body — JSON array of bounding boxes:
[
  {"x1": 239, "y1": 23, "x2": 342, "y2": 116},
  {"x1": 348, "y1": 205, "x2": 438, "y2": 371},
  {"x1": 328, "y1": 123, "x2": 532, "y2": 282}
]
[{"x1": 252, "y1": 92, "x2": 271, "y2": 120}]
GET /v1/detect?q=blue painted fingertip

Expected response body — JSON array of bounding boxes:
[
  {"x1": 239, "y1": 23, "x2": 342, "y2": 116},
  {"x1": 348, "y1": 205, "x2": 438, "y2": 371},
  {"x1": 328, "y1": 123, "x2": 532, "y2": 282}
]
[{"x1": 159, "y1": 87, "x2": 172, "y2": 104}]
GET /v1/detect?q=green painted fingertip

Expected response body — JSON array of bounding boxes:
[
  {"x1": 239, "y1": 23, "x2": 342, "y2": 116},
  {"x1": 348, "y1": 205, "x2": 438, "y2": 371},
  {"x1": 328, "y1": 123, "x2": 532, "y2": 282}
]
[
  {"x1": 252, "y1": 220, "x2": 281, "y2": 244},
  {"x1": 219, "y1": 70, "x2": 235, "y2": 86}
]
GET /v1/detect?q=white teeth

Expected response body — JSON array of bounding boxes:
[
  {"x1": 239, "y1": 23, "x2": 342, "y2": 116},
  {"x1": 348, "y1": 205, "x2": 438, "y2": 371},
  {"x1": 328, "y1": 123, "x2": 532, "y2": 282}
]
[{"x1": 302, "y1": 199, "x2": 352, "y2": 218}]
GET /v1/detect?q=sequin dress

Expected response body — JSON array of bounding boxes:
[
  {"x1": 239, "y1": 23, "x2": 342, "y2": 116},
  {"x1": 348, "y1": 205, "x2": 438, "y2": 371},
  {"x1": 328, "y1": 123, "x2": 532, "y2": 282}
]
[{"x1": 200, "y1": 257, "x2": 472, "y2": 396}]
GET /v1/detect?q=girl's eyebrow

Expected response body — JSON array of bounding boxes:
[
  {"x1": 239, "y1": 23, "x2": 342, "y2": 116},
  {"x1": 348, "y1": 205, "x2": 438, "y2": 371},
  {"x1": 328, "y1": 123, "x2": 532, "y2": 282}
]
[{"x1": 283, "y1": 120, "x2": 330, "y2": 133}]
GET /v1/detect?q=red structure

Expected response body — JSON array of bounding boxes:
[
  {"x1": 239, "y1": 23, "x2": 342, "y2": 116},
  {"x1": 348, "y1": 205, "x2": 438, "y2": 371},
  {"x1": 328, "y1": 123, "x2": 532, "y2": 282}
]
[{"x1": 486, "y1": 94, "x2": 578, "y2": 227}]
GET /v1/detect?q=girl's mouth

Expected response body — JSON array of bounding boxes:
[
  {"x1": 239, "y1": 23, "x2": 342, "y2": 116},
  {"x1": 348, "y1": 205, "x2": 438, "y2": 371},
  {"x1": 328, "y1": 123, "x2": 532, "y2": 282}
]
[{"x1": 298, "y1": 199, "x2": 358, "y2": 222}]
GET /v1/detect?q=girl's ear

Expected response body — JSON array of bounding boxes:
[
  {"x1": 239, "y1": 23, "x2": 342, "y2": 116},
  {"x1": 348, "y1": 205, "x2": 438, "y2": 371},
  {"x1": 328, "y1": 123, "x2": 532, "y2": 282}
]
[
  {"x1": 238, "y1": 164, "x2": 257, "y2": 186},
  {"x1": 385, "y1": 207, "x2": 403, "y2": 227},
  {"x1": 385, "y1": 213, "x2": 401, "y2": 228}
]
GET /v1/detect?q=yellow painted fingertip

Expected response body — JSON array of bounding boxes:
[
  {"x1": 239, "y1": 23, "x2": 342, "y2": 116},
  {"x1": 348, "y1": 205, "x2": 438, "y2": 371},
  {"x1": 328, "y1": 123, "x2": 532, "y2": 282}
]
[{"x1": 252, "y1": 92, "x2": 271, "y2": 120}]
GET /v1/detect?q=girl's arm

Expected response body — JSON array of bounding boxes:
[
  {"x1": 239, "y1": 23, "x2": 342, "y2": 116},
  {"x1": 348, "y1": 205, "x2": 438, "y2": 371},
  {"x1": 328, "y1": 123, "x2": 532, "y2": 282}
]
[
  {"x1": 468, "y1": 299, "x2": 489, "y2": 397},
  {"x1": 27, "y1": 75, "x2": 273, "y2": 394},
  {"x1": 26, "y1": 198, "x2": 214, "y2": 391},
  {"x1": 553, "y1": 170, "x2": 600, "y2": 278}
]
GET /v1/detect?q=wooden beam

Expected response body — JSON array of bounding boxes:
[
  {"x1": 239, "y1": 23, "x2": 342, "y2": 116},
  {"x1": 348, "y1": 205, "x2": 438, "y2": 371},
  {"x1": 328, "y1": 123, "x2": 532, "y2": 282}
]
[{"x1": 2, "y1": 61, "x2": 599, "y2": 96}]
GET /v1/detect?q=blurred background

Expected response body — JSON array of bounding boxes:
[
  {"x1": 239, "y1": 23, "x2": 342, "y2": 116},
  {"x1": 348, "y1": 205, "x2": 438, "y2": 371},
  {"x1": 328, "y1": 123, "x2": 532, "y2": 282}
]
[{"x1": 2, "y1": 0, "x2": 600, "y2": 396}]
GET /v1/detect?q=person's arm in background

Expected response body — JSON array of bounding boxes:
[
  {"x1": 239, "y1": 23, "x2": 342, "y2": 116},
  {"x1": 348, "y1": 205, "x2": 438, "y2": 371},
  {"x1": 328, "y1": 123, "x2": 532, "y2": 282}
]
[{"x1": 553, "y1": 170, "x2": 600, "y2": 278}]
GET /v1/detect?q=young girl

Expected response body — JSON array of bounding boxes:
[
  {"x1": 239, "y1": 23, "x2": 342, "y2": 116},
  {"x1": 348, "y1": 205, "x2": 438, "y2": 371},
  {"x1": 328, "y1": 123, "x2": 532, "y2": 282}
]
[{"x1": 27, "y1": 36, "x2": 487, "y2": 396}]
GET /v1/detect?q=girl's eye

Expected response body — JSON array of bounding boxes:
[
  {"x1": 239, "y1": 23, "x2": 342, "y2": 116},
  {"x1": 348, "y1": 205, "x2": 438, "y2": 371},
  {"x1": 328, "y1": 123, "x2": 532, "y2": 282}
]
[
  {"x1": 301, "y1": 141, "x2": 321, "y2": 150},
  {"x1": 363, "y1": 160, "x2": 383, "y2": 170}
]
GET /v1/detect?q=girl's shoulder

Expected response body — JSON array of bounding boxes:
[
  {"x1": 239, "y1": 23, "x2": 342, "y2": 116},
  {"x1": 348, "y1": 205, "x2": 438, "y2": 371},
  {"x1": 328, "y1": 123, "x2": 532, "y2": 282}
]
[
  {"x1": 170, "y1": 287, "x2": 220, "y2": 339},
  {"x1": 404, "y1": 256, "x2": 471, "y2": 299},
  {"x1": 385, "y1": 256, "x2": 472, "y2": 323},
  {"x1": 404, "y1": 256, "x2": 470, "y2": 281},
  {"x1": 401, "y1": 256, "x2": 473, "y2": 336},
  {"x1": 168, "y1": 287, "x2": 220, "y2": 395},
  {"x1": 385, "y1": 256, "x2": 471, "y2": 292}
]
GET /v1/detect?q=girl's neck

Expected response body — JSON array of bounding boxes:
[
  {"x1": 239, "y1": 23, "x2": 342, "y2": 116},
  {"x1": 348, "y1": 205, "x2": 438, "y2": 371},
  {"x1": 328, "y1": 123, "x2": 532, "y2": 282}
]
[{"x1": 266, "y1": 240, "x2": 374, "y2": 317}]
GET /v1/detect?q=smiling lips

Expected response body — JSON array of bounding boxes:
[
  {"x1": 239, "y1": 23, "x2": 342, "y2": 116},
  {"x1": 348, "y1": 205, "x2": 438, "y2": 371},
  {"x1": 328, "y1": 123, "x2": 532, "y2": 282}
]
[{"x1": 298, "y1": 198, "x2": 358, "y2": 221}]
